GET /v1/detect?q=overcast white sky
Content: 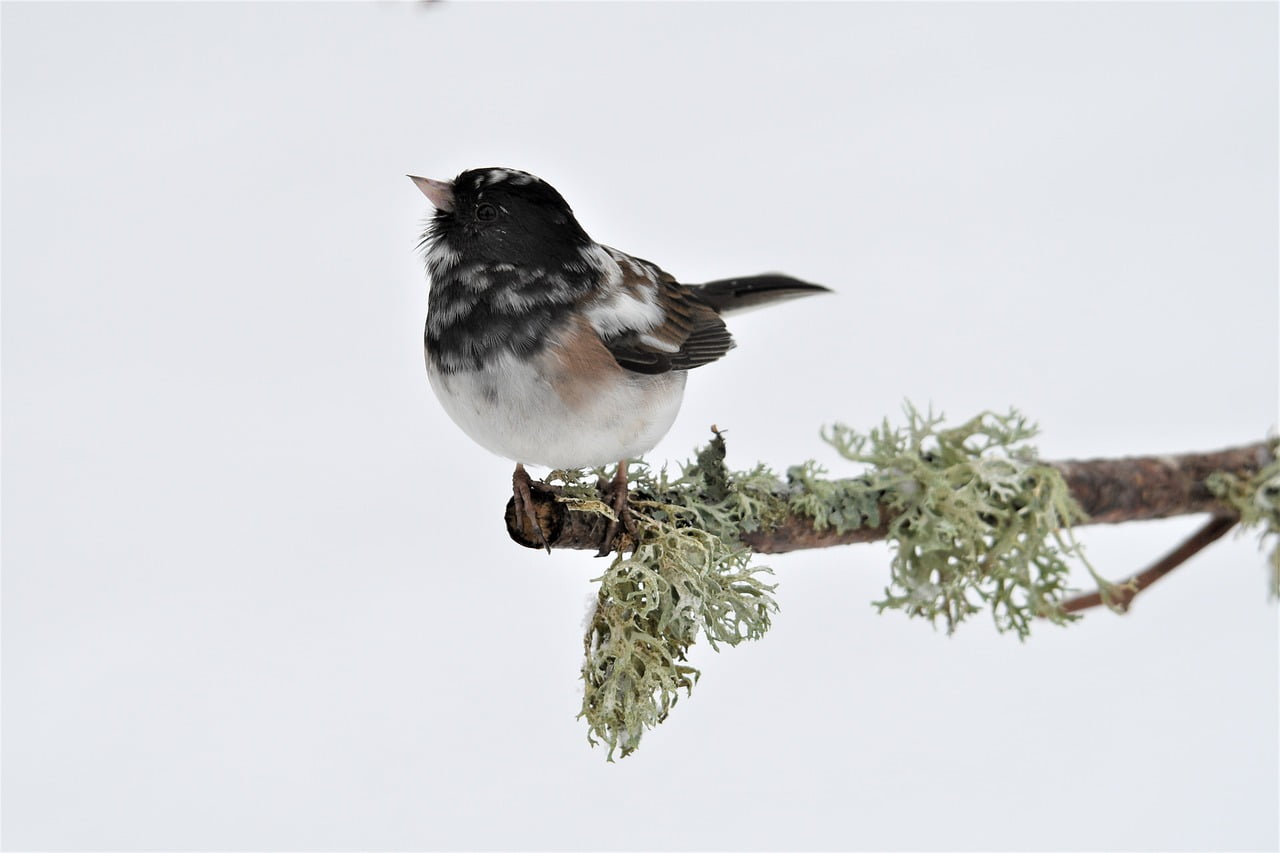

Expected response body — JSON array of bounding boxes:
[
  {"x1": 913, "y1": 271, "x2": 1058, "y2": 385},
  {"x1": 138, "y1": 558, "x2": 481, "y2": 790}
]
[{"x1": 3, "y1": 2, "x2": 1277, "y2": 850}]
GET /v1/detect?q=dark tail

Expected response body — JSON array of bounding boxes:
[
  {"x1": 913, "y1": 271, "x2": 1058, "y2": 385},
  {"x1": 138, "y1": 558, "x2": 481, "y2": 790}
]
[{"x1": 692, "y1": 274, "x2": 832, "y2": 315}]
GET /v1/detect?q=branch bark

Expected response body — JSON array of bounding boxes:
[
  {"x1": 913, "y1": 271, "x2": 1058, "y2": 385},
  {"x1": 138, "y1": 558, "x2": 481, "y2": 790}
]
[
  {"x1": 1058, "y1": 515, "x2": 1239, "y2": 614},
  {"x1": 505, "y1": 441, "x2": 1273, "y2": 554}
]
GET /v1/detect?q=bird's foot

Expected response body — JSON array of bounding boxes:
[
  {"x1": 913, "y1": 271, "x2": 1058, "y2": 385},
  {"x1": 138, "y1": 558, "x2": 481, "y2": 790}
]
[
  {"x1": 512, "y1": 463, "x2": 551, "y2": 553},
  {"x1": 596, "y1": 462, "x2": 637, "y2": 557}
]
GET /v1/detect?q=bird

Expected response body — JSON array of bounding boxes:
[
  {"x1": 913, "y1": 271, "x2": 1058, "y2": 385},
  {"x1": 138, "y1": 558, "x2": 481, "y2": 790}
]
[{"x1": 410, "y1": 167, "x2": 830, "y2": 554}]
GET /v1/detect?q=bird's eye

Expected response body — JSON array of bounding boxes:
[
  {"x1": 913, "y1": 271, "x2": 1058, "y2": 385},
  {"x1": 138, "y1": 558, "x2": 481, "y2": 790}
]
[{"x1": 475, "y1": 203, "x2": 498, "y2": 222}]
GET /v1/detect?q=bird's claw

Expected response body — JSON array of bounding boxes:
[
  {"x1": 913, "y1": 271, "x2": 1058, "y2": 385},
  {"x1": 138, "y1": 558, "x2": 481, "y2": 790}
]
[
  {"x1": 513, "y1": 463, "x2": 551, "y2": 554},
  {"x1": 596, "y1": 463, "x2": 635, "y2": 557}
]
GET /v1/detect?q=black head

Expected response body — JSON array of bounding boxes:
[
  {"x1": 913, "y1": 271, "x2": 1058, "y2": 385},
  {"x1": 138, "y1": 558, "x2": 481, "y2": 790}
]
[{"x1": 414, "y1": 167, "x2": 592, "y2": 267}]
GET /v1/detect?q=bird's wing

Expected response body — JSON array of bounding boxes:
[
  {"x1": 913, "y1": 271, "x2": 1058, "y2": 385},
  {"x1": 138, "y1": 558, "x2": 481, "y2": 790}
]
[{"x1": 584, "y1": 248, "x2": 734, "y2": 376}]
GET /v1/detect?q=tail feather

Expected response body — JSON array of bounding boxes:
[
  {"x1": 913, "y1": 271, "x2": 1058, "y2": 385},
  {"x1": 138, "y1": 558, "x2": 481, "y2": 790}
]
[{"x1": 692, "y1": 274, "x2": 832, "y2": 315}]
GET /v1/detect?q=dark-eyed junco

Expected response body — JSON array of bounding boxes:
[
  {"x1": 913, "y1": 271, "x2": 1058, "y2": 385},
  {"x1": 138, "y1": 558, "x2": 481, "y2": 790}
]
[{"x1": 410, "y1": 167, "x2": 829, "y2": 552}]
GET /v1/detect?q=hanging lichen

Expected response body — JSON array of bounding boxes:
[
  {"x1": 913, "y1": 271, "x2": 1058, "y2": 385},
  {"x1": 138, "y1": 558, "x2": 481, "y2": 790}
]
[{"x1": 820, "y1": 406, "x2": 1118, "y2": 636}]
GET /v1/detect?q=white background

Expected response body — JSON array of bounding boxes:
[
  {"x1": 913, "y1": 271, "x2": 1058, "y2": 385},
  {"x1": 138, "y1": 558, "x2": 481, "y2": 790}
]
[{"x1": 3, "y1": 3, "x2": 1276, "y2": 850}]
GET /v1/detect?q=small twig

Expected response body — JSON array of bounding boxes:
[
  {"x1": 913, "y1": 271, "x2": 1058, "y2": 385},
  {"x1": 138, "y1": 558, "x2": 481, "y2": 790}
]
[{"x1": 1059, "y1": 514, "x2": 1239, "y2": 614}]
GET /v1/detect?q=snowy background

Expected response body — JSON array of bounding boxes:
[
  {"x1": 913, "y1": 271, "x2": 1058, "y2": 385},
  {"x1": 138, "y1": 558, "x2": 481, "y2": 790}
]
[{"x1": 3, "y1": 3, "x2": 1276, "y2": 850}]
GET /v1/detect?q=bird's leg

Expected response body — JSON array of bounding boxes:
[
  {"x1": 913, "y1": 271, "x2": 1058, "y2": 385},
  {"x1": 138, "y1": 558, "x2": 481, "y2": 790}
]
[
  {"x1": 512, "y1": 463, "x2": 551, "y2": 553},
  {"x1": 596, "y1": 461, "x2": 637, "y2": 557}
]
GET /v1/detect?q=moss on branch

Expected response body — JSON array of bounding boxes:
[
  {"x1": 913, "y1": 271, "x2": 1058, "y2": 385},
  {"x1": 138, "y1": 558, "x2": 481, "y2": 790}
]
[
  {"x1": 1206, "y1": 449, "x2": 1280, "y2": 596},
  {"x1": 555, "y1": 405, "x2": 1260, "y2": 759}
]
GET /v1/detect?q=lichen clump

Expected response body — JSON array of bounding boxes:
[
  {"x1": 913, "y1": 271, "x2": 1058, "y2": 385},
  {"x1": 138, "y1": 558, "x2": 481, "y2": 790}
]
[
  {"x1": 822, "y1": 407, "x2": 1111, "y2": 635},
  {"x1": 1207, "y1": 443, "x2": 1280, "y2": 596},
  {"x1": 568, "y1": 406, "x2": 1103, "y2": 759},
  {"x1": 573, "y1": 436, "x2": 779, "y2": 761}
]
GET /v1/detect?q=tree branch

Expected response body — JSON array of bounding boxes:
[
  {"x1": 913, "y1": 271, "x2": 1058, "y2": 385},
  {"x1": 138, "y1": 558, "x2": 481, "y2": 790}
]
[
  {"x1": 551, "y1": 417, "x2": 1276, "y2": 758},
  {"x1": 1058, "y1": 514, "x2": 1239, "y2": 614},
  {"x1": 506, "y1": 442, "x2": 1273, "y2": 554}
]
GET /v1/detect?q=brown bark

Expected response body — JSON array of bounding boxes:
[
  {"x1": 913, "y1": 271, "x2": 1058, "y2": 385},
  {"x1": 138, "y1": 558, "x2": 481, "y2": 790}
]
[
  {"x1": 505, "y1": 441, "x2": 1272, "y2": 555},
  {"x1": 1052, "y1": 444, "x2": 1271, "y2": 524},
  {"x1": 1059, "y1": 515, "x2": 1239, "y2": 614}
]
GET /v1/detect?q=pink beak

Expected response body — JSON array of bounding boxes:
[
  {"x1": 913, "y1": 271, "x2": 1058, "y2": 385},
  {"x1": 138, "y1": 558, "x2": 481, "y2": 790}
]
[{"x1": 408, "y1": 175, "x2": 454, "y2": 211}]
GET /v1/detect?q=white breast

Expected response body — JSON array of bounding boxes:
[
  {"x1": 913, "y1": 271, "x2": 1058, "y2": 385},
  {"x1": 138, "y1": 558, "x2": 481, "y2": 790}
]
[{"x1": 426, "y1": 350, "x2": 688, "y2": 469}]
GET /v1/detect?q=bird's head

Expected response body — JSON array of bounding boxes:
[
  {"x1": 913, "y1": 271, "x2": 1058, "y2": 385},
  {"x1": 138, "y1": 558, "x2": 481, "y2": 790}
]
[{"x1": 411, "y1": 167, "x2": 592, "y2": 268}]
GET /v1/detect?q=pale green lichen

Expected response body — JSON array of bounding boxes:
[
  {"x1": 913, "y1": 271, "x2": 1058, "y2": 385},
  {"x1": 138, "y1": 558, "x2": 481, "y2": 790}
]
[
  {"x1": 563, "y1": 405, "x2": 1123, "y2": 759},
  {"x1": 822, "y1": 405, "x2": 1117, "y2": 635},
  {"x1": 565, "y1": 437, "x2": 779, "y2": 760},
  {"x1": 1206, "y1": 440, "x2": 1280, "y2": 597},
  {"x1": 782, "y1": 458, "x2": 883, "y2": 533},
  {"x1": 579, "y1": 524, "x2": 774, "y2": 760}
]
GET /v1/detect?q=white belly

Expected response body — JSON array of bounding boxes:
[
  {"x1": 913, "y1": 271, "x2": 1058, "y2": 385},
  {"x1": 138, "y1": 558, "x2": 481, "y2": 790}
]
[{"x1": 427, "y1": 350, "x2": 688, "y2": 469}]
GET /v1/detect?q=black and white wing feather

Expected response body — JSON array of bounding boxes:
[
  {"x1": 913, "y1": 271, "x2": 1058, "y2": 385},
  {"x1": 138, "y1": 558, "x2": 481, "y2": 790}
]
[{"x1": 582, "y1": 247, "x2": 830, "y2": 376}]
